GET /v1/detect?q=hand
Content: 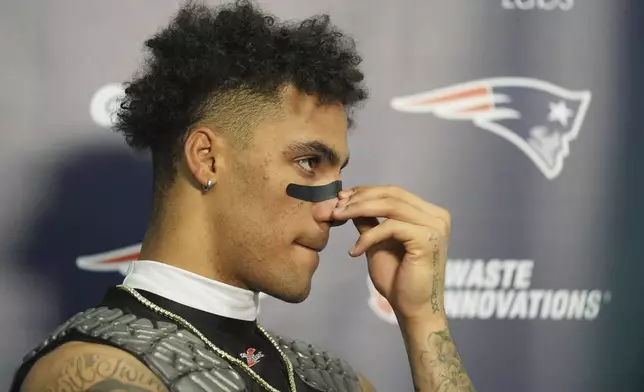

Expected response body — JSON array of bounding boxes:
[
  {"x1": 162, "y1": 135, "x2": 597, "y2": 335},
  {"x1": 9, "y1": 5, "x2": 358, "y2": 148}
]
[{"x1": 332, "y1": 186, "x2": 451, "y2": 321}]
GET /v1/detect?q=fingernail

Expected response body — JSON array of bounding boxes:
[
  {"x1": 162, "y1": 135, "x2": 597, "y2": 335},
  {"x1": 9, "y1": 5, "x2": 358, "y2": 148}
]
[{"x1": 348, "y1": 245, "x2": 356, "y2": 255}]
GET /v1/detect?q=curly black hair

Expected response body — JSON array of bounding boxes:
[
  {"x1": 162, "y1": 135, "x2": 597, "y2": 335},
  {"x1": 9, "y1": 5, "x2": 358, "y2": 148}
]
[{"x1": 114, "y1": 0, "x2": 368, "y2": 190}]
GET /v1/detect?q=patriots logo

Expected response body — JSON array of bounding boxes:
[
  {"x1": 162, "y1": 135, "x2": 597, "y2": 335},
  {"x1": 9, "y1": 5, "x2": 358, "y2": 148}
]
[
  {"x1": 76, "y1": 244, "x2": 141, "y2": 275},
  {"x1": 390, "y1": 77, "x2": 592, "y2": 180}
]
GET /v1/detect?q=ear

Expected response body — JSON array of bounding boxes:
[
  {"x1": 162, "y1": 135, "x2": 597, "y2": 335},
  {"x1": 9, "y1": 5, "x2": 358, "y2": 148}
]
[{"x1": 183, "y1": 126, "x2": 227, "y2": 190}]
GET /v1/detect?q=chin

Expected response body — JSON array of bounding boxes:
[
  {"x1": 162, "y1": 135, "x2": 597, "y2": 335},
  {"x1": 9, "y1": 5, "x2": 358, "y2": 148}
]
[
  {"x1": 278, "y1": 291, "x2": 310, "y2": 304},
  {"x1": 266, "y1": 280, "x2": 313, "y2": 304},
  {"x1": 251, "y1": 246, "x2": 319, "y2": 303}
]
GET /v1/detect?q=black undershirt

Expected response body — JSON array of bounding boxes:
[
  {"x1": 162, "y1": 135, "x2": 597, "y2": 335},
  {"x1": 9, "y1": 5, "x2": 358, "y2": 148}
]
[{"x1": 98, "y1": 286, "x2": 305, "y2": 391}]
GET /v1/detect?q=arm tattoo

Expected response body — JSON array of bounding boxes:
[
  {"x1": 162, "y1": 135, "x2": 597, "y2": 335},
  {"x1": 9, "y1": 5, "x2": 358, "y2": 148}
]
[
  {"x1": 88, "y1": 379, "x2": 155, "y2": 392},
  {"x1": 43, "y1": 352, "x2": 166, "y2": 392},
  {"x1": 416, "y1": 328, "x2": 475, "y2": 392},
  {"x1": 430, "y1": 244, "x2": 442, "y2": 314}
]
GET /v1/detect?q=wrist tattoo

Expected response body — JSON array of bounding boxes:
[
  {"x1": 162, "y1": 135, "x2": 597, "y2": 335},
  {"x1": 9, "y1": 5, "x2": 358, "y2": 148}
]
[
  {"x1": 430, "y1": 244, "x2": 442, "y2": 314},
  {"x1": 431, "y1": 272, "x2": 441, "y2": 313},
  {"x1": 417, "y1": 328, "x2": 475, "y2": 392}
]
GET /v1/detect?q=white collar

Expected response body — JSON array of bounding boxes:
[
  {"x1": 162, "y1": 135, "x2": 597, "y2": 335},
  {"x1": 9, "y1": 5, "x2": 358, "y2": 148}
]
[{"x1": 122, "y1": 260, "x2": 260, "y2": 321}]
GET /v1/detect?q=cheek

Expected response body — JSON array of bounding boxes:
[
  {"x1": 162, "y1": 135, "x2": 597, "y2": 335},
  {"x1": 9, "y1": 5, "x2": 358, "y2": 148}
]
[
  {"x1": 235, "y1": 176, "x2": 305, "y2": 245},
  {"x1": 228, "y1": 156, "x2": 312, "y2": 247},
  {"x1": 259, "y1": 169, "x2": 306, "y2": 224},
  {"x1": 260, "y1": 195, "x2": 307, "y2": 237}
]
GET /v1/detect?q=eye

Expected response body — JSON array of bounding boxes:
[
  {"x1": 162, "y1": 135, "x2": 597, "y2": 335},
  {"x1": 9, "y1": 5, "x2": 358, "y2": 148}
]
[{"x1": 296, "y1": 157, "x2": 320, "y2": 173}]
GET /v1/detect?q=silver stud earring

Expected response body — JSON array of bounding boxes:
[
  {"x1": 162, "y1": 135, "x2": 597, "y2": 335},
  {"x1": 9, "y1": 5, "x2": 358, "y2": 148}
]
[{"x1": 202, "y1": 179, "x2": 214, "y2": 192}]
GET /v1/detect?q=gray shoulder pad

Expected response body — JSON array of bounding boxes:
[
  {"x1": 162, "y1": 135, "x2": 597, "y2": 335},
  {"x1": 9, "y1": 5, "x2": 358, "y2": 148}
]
[
  {"x1": 268, "y1": 333, "x2": 363, "y2": 392},
  {"x1": 23, "y1": 307, "x2": 248, "y2": 392}
]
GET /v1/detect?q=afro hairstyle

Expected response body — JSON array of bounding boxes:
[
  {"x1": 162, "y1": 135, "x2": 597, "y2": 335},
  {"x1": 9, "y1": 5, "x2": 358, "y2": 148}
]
[{"x1": 114, "y1": 0, "x2": 368, "y2": 191}]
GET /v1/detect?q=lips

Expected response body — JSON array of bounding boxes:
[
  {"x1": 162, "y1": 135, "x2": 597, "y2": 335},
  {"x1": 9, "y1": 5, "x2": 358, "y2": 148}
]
[
  {"x1": 295, "y1": 238, "x2": 328, "y2": 252},
  {"x1": 295, "y1": 243, "x2": 324, "y2": 252}
]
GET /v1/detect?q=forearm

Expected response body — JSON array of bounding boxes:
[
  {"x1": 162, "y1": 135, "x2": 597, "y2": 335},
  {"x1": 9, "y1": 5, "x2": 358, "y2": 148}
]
[{"x1": 398, "y1": 316, "x2": 475, "y2": 392}]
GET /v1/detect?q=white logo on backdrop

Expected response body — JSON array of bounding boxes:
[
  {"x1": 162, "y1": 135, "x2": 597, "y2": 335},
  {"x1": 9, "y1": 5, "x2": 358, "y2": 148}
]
[
  {"x1": 367, "y1": 259, "x2": 611, "y2": 323},
  {"x1": 90, "y1": 83, "x2": 125, "y2": 128},
  {"x1": 501, "y1": 0, "x2": 574, "y2": 11}
]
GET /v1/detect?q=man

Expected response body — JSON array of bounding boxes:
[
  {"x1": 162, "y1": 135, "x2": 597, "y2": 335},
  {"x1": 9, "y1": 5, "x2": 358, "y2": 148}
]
[{"x1": 11, "y1": 1, "x2": 476, "y2": 391}]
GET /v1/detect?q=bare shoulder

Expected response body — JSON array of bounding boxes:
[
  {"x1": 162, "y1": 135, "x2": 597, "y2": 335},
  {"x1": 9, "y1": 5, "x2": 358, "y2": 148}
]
[
  {"x1": 358, "y1": 373, "x2": 377, "y2": 392},
  {"x1": 20, "y1": 341, "x2": 168, "y2": 392}
]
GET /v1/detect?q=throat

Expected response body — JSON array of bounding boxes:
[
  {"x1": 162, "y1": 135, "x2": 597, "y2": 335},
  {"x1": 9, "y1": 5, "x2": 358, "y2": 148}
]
[{"x1": 138, "y1": 211, "x2": 249, "y2": 289}]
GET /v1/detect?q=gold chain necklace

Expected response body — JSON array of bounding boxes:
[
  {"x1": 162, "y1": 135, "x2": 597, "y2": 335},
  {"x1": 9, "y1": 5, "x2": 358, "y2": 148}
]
[{"x1": 117, "y1": 284, "x2": 298, "y2": 392}]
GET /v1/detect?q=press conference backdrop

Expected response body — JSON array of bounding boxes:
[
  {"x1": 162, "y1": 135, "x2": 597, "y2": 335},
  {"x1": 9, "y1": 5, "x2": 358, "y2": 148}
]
[{"x1": 1, "y1": 0, "x2": 643, "y2": 391}]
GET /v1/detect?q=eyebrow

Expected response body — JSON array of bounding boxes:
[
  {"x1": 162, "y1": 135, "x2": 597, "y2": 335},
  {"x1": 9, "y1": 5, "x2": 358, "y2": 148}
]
[{"x1": 283, "y1": 140, "x2": 350, "y2": 169}]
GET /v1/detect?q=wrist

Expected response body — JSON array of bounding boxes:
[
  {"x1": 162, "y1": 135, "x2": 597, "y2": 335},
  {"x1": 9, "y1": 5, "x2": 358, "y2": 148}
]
[{"x1": 395, "y1": 307, "x2": 449, "y2": 332}]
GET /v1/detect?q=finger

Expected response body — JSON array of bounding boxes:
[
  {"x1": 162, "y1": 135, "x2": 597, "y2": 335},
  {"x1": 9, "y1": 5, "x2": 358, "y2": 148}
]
[
  {"x1": 334, "y1": 197, "x2": 448, "y2": 234},
  {"x1": 350, "y1": 219, "x2": 440, "y2": 258},
  {"x1": 346, "y1": 186, "x2": 451, "y2": 232},
  {"x1": 351, "y1": 186, "x2": 450, "y2": 225},
  {"x1": 335, "y1": 195, "x2": 378, "y2": 234},
  {"x1": 351, "y1": 216, "x2": 379, "y2": 235}
]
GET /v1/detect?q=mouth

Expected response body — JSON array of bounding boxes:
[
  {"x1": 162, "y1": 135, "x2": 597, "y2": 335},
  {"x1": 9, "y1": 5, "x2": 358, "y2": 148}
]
[{"x1": 294, "y1": 242, "x2": 326, "y2": 253}]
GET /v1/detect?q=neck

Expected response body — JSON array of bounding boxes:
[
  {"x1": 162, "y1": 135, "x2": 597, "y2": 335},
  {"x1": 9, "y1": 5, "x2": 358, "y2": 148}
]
[{"x1": 139, "y1": 193, "x2": 246, "y2": 289}]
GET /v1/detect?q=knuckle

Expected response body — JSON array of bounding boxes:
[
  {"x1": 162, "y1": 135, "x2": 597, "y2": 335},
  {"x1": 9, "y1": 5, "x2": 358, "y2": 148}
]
[
  {"x1": 428, "y1": 221, "x2": 447, "y2": 238},
  {"x1": 435, "y1": 208, "x2": 452, "y2": 231},
  {"x1": 442, "y1": 209, "x2": 452, "y2": 225},
  {"x1": 385, "y1": 185, "x2": 402, "y2": 195},
  {"x1": 440, "y1": 220, "x2": 449, "y2": 236},
  {"x1": 428, "y1": 215, "x2": 448, "y2": 235}
]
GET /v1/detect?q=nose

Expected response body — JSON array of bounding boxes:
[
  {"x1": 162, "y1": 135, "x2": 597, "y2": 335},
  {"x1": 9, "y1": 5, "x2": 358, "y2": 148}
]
[{"x1": 311, "y1": 197, "x2": 347, "y2": 227}]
